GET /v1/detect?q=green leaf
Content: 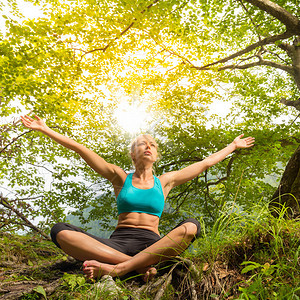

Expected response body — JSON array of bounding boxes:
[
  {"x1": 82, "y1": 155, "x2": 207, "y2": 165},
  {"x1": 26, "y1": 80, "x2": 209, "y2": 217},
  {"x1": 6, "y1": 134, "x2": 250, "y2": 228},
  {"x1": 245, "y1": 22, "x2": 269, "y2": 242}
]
[
  {"x1": 241, "y1": 265, "x2": 259, "y2": 274},
  {"x1": 33, "y1": 286, "x2": 47, "y2": 299},
  {"x1": 27, "y1": 260, "x2": 33, "y2": 266}
]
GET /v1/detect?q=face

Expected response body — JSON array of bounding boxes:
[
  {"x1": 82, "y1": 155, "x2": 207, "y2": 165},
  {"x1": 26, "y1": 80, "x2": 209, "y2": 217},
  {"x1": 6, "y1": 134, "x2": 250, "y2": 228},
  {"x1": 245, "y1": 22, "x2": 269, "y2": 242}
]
[{"x1": 131, "y1": 135, "x2": 158, "y2": 164}]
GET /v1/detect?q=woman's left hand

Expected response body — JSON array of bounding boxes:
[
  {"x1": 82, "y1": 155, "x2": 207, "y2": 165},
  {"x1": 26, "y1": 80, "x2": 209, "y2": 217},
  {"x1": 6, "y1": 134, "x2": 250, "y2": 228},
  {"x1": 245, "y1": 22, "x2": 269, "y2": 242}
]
[{"x1": 233, "y1": 134, "x2": 255, "y2": 149}]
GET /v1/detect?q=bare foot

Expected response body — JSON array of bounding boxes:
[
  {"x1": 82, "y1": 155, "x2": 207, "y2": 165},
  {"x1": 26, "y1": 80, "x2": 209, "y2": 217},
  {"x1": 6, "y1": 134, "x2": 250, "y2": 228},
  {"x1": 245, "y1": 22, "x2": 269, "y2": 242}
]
[
  {"x1": 141, "y1": 266, "x2": 157, "y2": 282},
  {"x1": 83, "y1": 260, "x2": 157, "y2": 282},
  {"x1": 83, "y1": 260, "x2": 122, "y2": 279}
]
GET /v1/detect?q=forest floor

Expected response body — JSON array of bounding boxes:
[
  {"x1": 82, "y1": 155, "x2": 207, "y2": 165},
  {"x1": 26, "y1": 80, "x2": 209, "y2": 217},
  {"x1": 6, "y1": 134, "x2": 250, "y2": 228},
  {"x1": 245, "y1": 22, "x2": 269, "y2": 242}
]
[{"x1": 1, "y1": 213, "x2": 300, "y2": 300}]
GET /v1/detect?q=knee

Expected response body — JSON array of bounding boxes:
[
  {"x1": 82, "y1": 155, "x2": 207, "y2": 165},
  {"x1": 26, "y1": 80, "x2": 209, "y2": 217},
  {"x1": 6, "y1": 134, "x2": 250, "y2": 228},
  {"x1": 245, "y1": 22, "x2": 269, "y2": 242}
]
[
  {"x1": 51, "y1": 222, "x2": 65, "y2": 239},
  {"x1": 182, "y1": 222, "x2": 199, "y2": 239},
  {"x1": 182, "y1": 218, "x2": 201, "y2": 239},
  {"x1": 50, "y1": 222, "x2": 70, "y2": 247},
  {"x1": 55, "y1": 229, "x2": 73, "y2": 243}
]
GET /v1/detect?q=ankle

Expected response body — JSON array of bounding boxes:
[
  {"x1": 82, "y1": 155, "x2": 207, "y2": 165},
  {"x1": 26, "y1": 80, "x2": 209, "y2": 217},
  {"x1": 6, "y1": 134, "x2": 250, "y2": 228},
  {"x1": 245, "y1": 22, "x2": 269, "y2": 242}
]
[{"x1": 115, "y1": 263, "x2": 127, "y2": 277}]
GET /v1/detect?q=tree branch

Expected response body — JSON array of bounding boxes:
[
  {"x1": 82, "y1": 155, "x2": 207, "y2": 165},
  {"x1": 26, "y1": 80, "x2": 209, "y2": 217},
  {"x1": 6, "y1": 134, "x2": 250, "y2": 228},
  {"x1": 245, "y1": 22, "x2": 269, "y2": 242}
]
[
  {"x1": 219, "y1": 57, "x2": 294, "y2": 74},
  {"x1": 79, "y1": 0, "x2": 160, "y2": 58},
  {"x1": 243, "y1": 0, "x2": 300, "y2": 33},
  {"x1": 280, "y1": 97, "x2": 300, "y2": 111},
  {"x1": 0, "y1": 130, "x2": 32, "y2": 155},
  {"x1": 264, "y1": 48, "x2": 290, "y2": 64},
  {"x1": 207, "y1": 154, "x2": 236, "y2": 186},
  {"x1": 278, "y1": 42, "x2": 294, "y2": 53},
  {"x1": 160, "y1": 157, "x2": 203, "y2": 169},
  {"x1": 171, "y1": 182, "x2": 195, "y2": 213},
  {"x1": 0, "y1": 196, "x2": 50, "y2": 240},
  {"x1": 238, "y1": 0, "x2": 262, "y2": 42},
  {"x1": 191, "y1": 31, "x2": 293, "y2": 70}
]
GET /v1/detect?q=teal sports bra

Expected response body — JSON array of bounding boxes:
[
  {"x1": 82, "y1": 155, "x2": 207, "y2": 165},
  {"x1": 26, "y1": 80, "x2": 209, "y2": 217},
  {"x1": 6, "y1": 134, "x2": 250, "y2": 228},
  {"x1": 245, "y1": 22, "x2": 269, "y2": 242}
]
[{"x1": 117, "y1": 173, "x2": 165, "y2": 218}]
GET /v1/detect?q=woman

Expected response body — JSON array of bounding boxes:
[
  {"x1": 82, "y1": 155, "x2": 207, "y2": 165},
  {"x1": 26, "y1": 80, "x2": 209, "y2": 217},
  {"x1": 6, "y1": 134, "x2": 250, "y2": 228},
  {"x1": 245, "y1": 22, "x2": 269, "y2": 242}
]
[{"x1": 21, "y1": 114, "x2": 254, "y2": 281}]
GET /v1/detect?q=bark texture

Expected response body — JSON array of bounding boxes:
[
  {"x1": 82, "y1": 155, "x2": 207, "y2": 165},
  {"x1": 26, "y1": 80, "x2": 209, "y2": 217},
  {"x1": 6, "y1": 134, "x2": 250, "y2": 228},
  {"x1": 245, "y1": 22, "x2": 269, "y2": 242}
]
[{"x1": 270, "y1": 145, "x2": 300, "y2": 217}]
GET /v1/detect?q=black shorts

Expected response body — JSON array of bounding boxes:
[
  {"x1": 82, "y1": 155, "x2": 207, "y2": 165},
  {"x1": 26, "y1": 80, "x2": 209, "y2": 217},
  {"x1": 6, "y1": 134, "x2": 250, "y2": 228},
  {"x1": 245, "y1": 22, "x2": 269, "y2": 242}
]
[{"x1": 50, "y1": 218, "x2": 201, "y2": 257}]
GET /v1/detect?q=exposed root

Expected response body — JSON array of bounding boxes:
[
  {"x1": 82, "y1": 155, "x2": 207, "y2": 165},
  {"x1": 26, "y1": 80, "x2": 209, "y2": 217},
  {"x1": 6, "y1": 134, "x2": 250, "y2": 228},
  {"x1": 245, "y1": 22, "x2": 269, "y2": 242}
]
[
  {"x1": 0, "y1": 257, "x2": 80, "y2": 300},
  {"x1": 0, "y1": 279, "x2": 61, "y2": 300},
  {"x1": 153, "y1": 263, "x2": 177, "y2": 300},
  {"x1": 175, "y1": 256, "x2": 201, "y2": 281},
  {"x1": 198, "y1": 261, "x2": 246, "y2": 299}
]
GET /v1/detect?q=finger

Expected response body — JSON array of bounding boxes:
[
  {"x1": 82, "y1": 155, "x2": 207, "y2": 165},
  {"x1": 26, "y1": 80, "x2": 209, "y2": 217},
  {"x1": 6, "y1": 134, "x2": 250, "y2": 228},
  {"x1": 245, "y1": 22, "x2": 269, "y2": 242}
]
[
  {"x1": 34, "y1": 115, "x2": 41, "y2": 120},
  {"x1": 24, "y1": 115, "x2": 34, "y2": 122},
  {"x1": 20, "y1": 117, "x2": 30, "y2": 126},
  {"x1": 20, "y1": 116, "x2": 27, "y2": 125}
]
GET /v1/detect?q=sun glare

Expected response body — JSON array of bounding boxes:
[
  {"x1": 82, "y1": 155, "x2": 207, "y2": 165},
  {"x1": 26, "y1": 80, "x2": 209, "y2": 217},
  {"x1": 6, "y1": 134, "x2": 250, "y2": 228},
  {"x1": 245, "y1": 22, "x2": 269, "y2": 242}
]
[{"x1": 113, "y1": 102, "x2": 151, "y2": 134}]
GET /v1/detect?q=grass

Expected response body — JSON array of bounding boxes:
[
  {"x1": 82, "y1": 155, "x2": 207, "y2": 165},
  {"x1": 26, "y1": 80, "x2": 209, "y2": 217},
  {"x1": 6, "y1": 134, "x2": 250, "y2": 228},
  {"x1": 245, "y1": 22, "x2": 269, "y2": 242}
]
[
  {"x1": 1, "y1": 202, "x2": 299, "y2": 299},
  {"x1": 191, "y1": 202, "x2": 300, "y2": 299}
]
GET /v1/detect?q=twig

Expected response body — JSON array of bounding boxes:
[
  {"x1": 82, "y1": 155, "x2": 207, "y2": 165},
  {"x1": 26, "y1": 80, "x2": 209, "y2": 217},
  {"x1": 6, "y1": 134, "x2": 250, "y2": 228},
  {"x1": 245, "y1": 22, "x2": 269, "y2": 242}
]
[
  {"x1": 238, "y1": 0, "x2": 262, "y2": 42},
  {"x1": 78, "y1": 0, "x2": 161, "y2": 60},
  {"x1": 175, "y1": 256, "x2": 201, "y2": 281},
  {"x1": 0, "y1": 130, "x2": 32, "y2": 155},
  {"x1": 290, "y1": 113, "x2": 300, "y2": 126},
  {"x1": 0, "y1": 196, "x2": 50, "y2": 240}
]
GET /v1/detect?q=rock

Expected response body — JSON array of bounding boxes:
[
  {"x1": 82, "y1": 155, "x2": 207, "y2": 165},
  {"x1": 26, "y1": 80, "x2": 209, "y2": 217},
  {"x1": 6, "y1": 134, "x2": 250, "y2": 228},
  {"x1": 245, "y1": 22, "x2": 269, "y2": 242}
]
[{"x1": 93, "y1": 275, "x2": 122, "y2": 299}]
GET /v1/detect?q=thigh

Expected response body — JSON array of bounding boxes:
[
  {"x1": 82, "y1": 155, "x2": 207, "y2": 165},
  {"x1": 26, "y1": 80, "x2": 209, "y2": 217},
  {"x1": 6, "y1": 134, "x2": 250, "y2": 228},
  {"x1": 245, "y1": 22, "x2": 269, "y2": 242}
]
[
  {"x1": 50, "y1": 223, "x2": 161, "y2": 256},
  {"x1": 50, "y1": 222, "x2": 126, "y2": 253}
]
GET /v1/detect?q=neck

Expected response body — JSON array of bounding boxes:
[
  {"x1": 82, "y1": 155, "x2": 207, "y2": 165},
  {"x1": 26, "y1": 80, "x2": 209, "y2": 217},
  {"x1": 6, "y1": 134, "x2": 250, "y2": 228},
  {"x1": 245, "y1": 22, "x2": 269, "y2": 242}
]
[{"x1": 134, "y1": 164, "x2": 154, "y2": 180}]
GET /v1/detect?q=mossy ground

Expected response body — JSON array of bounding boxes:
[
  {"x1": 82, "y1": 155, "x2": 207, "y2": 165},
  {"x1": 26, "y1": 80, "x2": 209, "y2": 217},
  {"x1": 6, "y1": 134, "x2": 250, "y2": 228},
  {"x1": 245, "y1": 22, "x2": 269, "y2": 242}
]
[{"x1": 1, "y1": 210, "x2": 299, "y2": 299}]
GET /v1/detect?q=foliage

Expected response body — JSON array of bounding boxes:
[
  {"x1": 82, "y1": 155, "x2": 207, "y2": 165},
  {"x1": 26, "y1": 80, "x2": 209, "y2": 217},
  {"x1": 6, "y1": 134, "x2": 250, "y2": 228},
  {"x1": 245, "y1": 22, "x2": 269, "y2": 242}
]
[
  {"x1": 0, "y1": 0, "x2": 299, "y2": 234},
  {"x1": 61, "y1": 273, "x2": 86, "y2": 292},
  {"x1": 32, "y1": 286, "x2": 47, "y2": 299},
  {"x1": 191, "y1": 202, "x2": 300, "y2": 299}
]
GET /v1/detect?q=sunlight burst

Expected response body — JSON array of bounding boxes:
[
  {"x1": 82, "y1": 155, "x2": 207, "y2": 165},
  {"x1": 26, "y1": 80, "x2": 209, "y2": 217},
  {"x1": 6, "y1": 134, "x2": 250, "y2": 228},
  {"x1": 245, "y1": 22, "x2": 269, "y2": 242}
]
[{"x1": 113, "y1": 102, "x2": 151, "y2": 134}]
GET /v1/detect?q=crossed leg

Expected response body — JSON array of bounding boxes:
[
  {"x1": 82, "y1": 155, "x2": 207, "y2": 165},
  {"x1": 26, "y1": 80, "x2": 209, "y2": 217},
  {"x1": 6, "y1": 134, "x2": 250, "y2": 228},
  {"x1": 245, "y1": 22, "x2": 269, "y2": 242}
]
[
  {"x1": 55, "y1": 229, "x2": 157, "y2": 280},
  {"x1": 82, "y1": 222, "x2": 198, "y2": 279}
]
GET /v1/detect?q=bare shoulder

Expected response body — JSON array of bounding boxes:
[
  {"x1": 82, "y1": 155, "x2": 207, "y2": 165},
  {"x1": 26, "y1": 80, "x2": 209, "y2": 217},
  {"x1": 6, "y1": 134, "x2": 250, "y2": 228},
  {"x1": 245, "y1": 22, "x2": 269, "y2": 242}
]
[
  {"x1": 107, "y1": 163, "x2": 128, "y2": 185},
  {"x1": 158, "y1": 172, "x2": 177, "y2": 198},
  {"x1": 158, "y1": 171, "x2": 176, "y2": 188}
]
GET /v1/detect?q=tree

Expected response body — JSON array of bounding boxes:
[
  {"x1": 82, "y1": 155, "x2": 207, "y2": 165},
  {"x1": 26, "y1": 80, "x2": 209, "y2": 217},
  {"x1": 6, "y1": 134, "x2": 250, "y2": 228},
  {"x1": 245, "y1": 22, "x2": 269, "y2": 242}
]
[
  {"x1": 160, "y1": 0, "x2": 300, "y2": 216},
  {"x1": 0, "y1": 0, "x2": 299, "y2": 236}
]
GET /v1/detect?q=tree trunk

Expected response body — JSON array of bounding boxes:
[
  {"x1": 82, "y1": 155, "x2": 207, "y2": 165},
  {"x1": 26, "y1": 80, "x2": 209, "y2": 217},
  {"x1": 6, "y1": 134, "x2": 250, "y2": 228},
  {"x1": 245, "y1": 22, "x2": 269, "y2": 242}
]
[{"x1": 270, "y1": 145, "x2": 300, "y2": 217}]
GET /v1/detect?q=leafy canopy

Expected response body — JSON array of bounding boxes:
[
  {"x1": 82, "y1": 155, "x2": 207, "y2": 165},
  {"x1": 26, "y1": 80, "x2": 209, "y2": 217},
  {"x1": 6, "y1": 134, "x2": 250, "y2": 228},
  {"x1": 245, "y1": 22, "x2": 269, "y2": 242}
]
[{"x1": 0, "y1": 0, "x2": 299, "y2": 233}]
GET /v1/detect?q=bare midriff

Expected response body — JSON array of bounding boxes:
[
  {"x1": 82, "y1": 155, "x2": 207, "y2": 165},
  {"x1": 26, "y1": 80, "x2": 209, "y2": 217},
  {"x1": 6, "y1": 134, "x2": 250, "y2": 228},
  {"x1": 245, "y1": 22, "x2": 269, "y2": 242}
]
[{"x1": 116, "y1": 212, "x2": 160, "y2": 236}]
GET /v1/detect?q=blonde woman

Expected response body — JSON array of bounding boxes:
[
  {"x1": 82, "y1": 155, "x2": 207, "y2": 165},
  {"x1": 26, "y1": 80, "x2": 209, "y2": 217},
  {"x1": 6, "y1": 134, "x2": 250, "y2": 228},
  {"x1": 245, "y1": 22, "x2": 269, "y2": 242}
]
[{"x1": 21, "y1": 114, "x2": 254, "y2": 281}]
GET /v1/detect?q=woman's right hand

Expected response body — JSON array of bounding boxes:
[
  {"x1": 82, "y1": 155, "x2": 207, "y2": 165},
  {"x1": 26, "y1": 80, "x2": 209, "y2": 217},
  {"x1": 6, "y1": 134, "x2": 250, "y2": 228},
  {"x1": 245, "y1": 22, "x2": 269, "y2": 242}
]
[{"x1": 21, "y1": 115, "x2": 48, "y2": 132}]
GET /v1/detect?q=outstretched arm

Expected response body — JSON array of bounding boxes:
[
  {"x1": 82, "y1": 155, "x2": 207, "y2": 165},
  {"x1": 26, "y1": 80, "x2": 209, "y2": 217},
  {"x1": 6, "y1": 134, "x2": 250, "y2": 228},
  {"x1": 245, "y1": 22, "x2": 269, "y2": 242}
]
[
  {"x1": 20, "y1": 115, "x2": 126, "y2": 184},
  {"x1": 160, "y1": 134, "x2": 255, "y2": 190}
]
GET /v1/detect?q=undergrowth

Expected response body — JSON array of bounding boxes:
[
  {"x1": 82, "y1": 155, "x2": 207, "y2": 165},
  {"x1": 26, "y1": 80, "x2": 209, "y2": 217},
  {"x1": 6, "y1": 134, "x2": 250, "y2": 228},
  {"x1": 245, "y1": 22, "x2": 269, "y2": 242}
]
[
  {"x1": 1, "y1": 202, "x2": 299, "y2": 299},
  {"x1": 191, "y1": 202, "x2": 300, "y2": 299}
]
